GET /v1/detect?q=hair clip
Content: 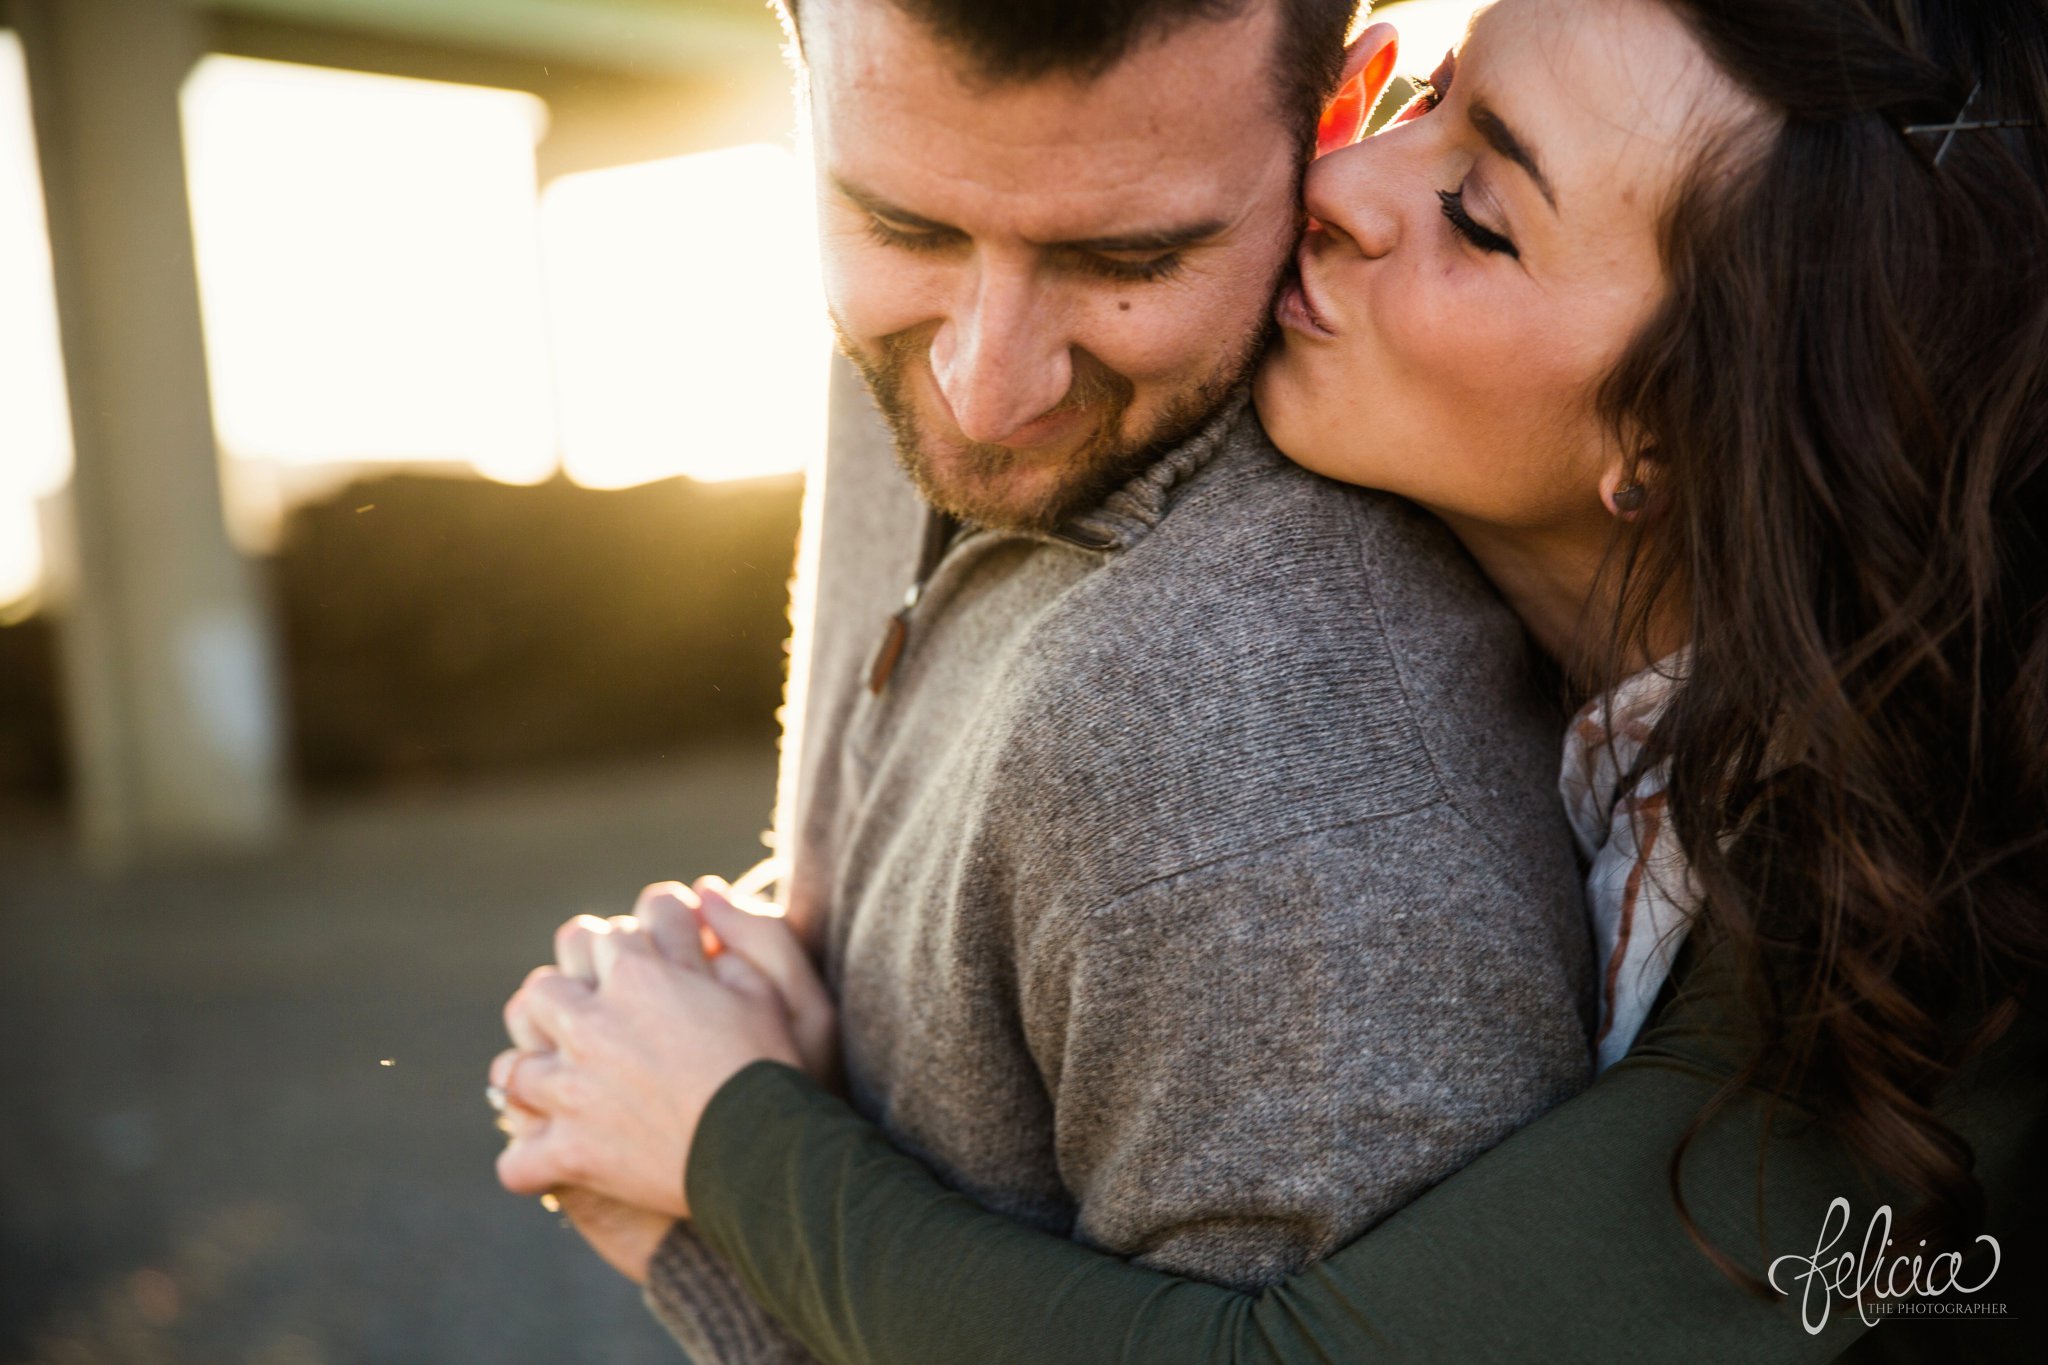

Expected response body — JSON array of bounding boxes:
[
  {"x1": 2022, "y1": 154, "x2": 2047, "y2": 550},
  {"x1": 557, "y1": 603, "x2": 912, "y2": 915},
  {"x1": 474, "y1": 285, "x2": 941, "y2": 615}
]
[{"x1": 1903, "y1": 83, "x2": 2039, "y2": 167}]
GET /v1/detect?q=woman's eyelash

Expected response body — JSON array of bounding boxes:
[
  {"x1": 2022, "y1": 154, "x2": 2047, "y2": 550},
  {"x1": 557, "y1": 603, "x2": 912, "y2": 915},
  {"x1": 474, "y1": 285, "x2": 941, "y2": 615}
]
[
  {"x1": 867, "y1": 214, "x2": 1184, "y2": 283},
  {"x1": 1438, "y1": 187, "x2": 1520, "y2": 259},
  {"x1": 1399, "y1": 52, "x2": 1456, "y2": 122},
  {"x1": 1398, "y1": 51, "x2": 1515, "y2": 262}
]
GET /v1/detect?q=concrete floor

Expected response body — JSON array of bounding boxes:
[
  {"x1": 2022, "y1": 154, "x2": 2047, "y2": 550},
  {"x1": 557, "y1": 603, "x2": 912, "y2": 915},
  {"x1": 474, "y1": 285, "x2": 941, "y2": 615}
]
[{"x1": 0, "y1": 745, "x2": 779, "y2": 1364}]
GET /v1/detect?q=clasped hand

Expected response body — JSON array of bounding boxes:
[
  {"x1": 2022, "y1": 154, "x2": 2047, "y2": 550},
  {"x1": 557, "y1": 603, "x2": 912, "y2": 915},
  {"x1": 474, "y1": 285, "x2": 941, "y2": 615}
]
[{"x1": 490, "y1": 878, "x2": 835, "y2": 1280}]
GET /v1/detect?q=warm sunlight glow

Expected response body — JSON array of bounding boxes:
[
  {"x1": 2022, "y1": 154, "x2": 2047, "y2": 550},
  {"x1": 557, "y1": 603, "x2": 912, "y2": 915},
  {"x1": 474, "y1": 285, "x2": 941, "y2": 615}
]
[
  {"x1": 0, "y1": 34, "x2": 74, "y2": 610},
  {"x1": 0, "y1": 499, "x2": 42, "y2": 619},
  {"x1": 1378, "y1": 0, "x2": 1495, "y2": 78},
  {"x1": 542, "y1": 143, "x2": 830, "y2": 488},
  {"x1": 182, "y1": 57, "x2": 557, "y2": 483}
]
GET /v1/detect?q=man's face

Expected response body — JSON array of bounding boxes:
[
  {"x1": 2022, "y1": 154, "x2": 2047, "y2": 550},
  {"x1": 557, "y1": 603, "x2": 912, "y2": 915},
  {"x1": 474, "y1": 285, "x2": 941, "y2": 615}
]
[{"x1": 805, "y1": 0, "x2": 1305, "y2": 530}]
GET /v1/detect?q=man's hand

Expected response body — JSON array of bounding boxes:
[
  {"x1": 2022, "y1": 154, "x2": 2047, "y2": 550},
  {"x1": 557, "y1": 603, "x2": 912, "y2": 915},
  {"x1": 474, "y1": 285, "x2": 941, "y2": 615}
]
[
  {"x1": 496, "y1": 1098, "x2": 673, "y2": 1284},
  {"x1": 491, "y1": 876, "x2": 834, "y2": 1276},
  {"x1": 554, "y1": 1189, "x2": 672, "y2": 1286},
  {"x1": 493, "y1": 917, "x2": 804, "y2": 1217}
]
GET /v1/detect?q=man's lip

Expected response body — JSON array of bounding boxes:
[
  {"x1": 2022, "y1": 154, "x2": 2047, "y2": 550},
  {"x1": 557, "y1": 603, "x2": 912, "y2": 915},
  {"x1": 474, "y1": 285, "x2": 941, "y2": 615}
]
[{"x1": 994, "y1": 400, "x2": 1091, "y2": 450}]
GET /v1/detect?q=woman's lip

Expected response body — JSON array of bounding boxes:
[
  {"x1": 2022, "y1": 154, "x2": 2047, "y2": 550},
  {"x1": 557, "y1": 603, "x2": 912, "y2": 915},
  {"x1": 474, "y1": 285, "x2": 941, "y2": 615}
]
[
  {"x1": 1275, "y1": 271, "x2": 1337, "y2": 339},
  {"x1": 1276, "y1": 239, "x2": 1339, "y2": 338}
]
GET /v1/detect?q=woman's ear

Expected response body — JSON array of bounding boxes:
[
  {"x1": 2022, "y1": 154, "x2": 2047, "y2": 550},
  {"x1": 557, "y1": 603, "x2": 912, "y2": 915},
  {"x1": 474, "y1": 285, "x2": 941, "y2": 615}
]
[
  {"x1": 1317, "y1": 22, "x2": 1400, "y2": 157},
  {"x1": 1599, "y1": 446, "x2": 1665, "y2": 521}
]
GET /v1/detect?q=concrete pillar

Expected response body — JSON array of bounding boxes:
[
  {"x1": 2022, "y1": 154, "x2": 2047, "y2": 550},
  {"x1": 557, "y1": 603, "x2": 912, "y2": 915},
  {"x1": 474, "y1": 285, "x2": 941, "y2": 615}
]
[{"x1": 9, "y1": 0, "x2": 288, "y2": 862}]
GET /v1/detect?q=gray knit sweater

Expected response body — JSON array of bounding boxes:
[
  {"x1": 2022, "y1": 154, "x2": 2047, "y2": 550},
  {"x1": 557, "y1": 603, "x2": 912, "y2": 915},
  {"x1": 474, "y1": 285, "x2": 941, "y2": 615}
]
[{"x1": 647, "y1": 365, "x2": 1593, "y2": 1362}]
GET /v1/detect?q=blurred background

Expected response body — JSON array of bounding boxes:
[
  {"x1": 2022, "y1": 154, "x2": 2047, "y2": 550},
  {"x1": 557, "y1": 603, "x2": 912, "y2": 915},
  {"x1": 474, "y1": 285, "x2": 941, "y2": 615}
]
[{"x1": 0, "y1": 1, "x2": 1482, "y2": 1361}]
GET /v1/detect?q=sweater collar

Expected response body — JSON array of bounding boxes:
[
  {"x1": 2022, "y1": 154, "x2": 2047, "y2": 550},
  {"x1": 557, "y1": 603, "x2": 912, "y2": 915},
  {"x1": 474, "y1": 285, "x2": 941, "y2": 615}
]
[{"x1": 1038, "y1": 385, "x2": 1256, "y2": 553}]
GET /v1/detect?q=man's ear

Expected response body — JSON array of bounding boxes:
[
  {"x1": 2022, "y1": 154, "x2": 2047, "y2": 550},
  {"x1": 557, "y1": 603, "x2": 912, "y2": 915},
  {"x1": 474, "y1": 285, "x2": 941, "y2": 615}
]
[{"x1": 1316, "y1": 22, "x2": 1400, "y2": 157}]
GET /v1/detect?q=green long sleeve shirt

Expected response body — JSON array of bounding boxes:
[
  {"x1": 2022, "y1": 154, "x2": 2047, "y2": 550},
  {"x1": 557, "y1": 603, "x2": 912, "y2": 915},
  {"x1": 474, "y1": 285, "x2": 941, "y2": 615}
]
[{"x1": 678, "y1": 948, "x2": 2044, "y2": 1364}]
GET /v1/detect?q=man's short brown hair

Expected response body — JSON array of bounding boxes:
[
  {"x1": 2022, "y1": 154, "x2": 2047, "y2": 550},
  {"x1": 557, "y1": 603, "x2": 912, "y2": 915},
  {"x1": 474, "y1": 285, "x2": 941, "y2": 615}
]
[{"x1": 778, "y1": 0, "x2": 1359, "y2": 153}]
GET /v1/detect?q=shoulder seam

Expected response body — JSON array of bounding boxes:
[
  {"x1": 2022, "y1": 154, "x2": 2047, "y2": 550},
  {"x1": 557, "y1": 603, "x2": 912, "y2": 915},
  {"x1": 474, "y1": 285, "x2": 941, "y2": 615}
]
[
  {"x1": 1030, "y1": 793, "x2": 1466, "y2": 967},
  {"x1": 1340, "y1": 495, "x2": 1559, "y2": 909}
]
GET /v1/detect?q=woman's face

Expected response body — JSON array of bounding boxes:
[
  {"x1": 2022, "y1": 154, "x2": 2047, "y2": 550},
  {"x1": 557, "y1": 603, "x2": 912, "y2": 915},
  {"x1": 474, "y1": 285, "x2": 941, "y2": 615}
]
[{"x1": 1259, "y1": 0, "x2": 1752, "y2": 538}]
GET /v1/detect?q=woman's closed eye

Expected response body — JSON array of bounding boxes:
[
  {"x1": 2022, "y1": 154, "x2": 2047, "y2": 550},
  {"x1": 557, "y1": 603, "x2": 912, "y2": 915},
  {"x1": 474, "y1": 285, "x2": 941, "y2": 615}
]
[
  {"x1": 1438, "y1": 186, "x2": 1519, "y2": 259},
  {"x1": 1395, "y1": 46, "x2": 1520, "y2": 261}
]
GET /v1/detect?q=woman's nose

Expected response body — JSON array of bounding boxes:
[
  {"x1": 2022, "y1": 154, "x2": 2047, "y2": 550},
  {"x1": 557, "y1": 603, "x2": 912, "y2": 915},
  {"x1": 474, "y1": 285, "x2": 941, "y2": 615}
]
[{"x1": 1302, "y1": 140, "x2": 1401, "y2": 260}]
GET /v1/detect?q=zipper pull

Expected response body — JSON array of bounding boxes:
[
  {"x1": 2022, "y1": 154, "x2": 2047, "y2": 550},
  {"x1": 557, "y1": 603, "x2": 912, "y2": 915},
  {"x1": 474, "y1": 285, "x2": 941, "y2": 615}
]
[
  {"x1": 867, "y1": 509, "x2": 960, "y2": 697},
  {"x1": 868, "y1": 582, "x2": 921, "y2": 695}
]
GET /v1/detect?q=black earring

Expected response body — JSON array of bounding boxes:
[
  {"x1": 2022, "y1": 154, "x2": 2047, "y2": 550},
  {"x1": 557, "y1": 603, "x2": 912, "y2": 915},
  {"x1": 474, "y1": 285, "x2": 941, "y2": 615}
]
[{"x1": 1611, "y1": 482, "x2": 1647, "y2": 515}]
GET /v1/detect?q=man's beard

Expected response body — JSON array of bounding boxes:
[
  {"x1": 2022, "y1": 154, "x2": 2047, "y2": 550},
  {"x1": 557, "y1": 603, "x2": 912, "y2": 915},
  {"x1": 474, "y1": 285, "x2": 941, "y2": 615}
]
[{"x1": 831, "y1": 315, "x2": 1272, "y2": 533}]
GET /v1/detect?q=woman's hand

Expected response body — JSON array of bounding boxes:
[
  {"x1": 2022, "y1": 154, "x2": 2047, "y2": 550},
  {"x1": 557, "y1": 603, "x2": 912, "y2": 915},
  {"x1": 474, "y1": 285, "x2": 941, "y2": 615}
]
[
  {"x1": 688, "y1": 878, "x2": 839, "y2": 1085},
  {"x1": 493, "y1": 887, "x2": 807, "y2": 1219}
]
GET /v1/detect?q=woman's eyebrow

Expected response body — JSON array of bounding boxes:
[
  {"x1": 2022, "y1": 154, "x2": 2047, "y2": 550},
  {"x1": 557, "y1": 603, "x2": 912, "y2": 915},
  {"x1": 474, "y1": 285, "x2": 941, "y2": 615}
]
[{"x1": 1470, "y1": 101, "x2": 1558, "y2": 210}]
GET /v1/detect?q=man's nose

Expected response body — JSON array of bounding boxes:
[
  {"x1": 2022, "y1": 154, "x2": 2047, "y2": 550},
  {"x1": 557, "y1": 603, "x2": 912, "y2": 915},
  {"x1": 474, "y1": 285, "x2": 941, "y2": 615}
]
[
  {"x1": 928, "y1": 266, "x2": 1073, "y2": 445},
  {"x1": 1303, "y1": 142, "x2": 1399, "y2": 259}
]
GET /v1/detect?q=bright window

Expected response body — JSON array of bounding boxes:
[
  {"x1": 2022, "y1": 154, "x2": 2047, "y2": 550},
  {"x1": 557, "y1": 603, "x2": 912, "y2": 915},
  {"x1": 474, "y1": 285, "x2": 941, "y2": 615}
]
[
  {"x1": 182, "y1": 56, "x2": 558, "y2": 485},
  {"x1": 541, "y1": 143, "x2": 830, "y2": 488},
  {"x1": 0, "y1": 32, "x2": 73, "y2": 614}
]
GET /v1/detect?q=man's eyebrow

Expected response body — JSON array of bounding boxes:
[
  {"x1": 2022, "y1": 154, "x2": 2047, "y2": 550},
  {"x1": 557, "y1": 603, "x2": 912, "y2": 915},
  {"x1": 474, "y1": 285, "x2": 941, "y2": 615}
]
[
  {"x1": 833, "y1": 177, "x2": 1226, "y2": 253},
  {"x1": 1039, "y1": 220, "x2": 1231, "y2": 254},
  {"x1": 1470, "y1": 101, "x2": 1558, "y2": 210},
  {"x1": 832, "y1": 177, "x2": 961, "y2": 233}
]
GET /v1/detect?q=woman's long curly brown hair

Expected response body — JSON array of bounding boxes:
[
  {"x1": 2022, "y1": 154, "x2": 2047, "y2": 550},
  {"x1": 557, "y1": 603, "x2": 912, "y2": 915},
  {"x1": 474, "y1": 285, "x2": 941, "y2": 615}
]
[{"x1": 1595, "y1": 0, "x2": 2048, "y2": 1268}]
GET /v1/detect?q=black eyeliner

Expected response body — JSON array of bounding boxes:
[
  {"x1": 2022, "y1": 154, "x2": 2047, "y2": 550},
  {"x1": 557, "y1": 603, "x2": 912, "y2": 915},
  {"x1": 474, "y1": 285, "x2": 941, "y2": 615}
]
[{"x1": 1437, "y1": 187, "x2": 1520, "y2": 259}]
